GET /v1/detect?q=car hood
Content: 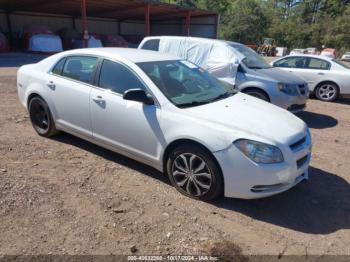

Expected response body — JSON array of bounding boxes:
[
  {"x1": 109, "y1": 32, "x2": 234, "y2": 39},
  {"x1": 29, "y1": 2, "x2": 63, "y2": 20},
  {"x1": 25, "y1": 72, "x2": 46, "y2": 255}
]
[
  {"x1": 184, "y1": 92, "x2": 307, "y2": 146},
  {"x1": 251, "y1": 67, "x2": 306, "y2": 84}
]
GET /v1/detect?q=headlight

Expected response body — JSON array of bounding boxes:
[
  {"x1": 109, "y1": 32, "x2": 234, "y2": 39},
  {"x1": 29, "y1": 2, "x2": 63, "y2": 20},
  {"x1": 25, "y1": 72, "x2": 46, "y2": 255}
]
[
  {"x1": 277, "y1": 83, "x2": 298, "y2": 95},
  {"x1": 234, "y1": 139, "x2": 284, "y2": 164},
  {"x1": 305, "y1": 83, "x2": 310, "y2": 93},
  {"x1": 306, "y1": 128, "x2": 312, "y2": 150}
]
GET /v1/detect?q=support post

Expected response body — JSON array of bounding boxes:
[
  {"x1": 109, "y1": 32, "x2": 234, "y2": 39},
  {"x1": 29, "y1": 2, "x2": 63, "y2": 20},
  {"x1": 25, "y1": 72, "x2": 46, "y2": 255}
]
[
  {"x1": 185, "y1": 11, "x2": 191, "y2": 36},
  {"x1": 81, "y1": 0, "x2": 89, "y2": 48},
  {"x1": 5, "y1": 12, "x2": 13, "y2": 48},
  {"x1": 117, "y1": 20, "x2": 121, "y2": 35},
  {"x1": 72, "y1": 16, "x2": 76, "y2": 30},
  {"x1": 214, "y1": 14, "x2": 219, "y2": 39},
  {"x1": 145, "y1": 4, "x2": 150, "y2": 36}
]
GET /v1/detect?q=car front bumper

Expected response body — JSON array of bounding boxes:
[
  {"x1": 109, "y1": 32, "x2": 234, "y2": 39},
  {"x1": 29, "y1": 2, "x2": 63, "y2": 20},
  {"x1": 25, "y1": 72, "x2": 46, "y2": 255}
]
[
  {"x1": 213, "y1": 134, "x2": 311, "y2": 199},
  {"x1": 270, "y1": 91, "x2": 309, "y2": 113}
]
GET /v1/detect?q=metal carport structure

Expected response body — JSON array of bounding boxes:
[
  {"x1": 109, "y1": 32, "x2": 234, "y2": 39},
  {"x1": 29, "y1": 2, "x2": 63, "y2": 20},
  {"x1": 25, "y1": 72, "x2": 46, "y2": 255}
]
[{"x1": 0, "y1": 0, "x2": 218, "y2": 48}]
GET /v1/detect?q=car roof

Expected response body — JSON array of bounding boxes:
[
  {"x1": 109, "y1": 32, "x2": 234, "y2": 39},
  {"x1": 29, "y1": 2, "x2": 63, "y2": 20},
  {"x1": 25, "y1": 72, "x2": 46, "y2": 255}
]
[
  {"x1": 284, "y1": 54, "x2": 333, "y2": 60},
  {"x1": 59, "y1": 47, "x2": 179, "y2": 63},
  {"x1": 143, "y1": 36, "x2": 243, "y2": 47}
]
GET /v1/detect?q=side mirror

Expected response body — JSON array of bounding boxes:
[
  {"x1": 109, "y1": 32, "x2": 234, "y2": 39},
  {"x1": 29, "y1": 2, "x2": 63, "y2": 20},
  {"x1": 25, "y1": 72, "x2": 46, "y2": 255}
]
[
  {"x1": 237, "y1": 64, "x2": 245, "y2": 73},
  {"x1": 123, "y1": 89, "x2": 154, "y2": 105}
]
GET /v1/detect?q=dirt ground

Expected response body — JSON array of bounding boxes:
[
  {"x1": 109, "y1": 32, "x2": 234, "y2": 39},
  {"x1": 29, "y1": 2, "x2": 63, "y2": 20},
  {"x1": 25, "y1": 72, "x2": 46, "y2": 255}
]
[{"x1": 0, "y1": 56, "x2": 349, "y2": 258}]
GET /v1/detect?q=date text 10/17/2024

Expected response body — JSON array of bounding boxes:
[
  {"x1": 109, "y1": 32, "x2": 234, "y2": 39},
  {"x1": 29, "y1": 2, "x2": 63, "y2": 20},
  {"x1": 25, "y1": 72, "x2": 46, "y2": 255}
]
[{"x1": 127, "y1": 255, "x2": 219, "y2": 261}]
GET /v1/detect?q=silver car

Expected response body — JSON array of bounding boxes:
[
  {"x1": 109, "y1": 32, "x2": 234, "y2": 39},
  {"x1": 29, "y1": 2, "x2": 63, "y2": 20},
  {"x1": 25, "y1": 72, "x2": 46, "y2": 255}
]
[
  {"x1": 341, "y1": 52, "x2": 350, "y2": 62},
  {"x1": 139, "y1": 36, "x2": 309, "y2": 113},
  {"x1": 271, "y1": 54, "x2": 350, "y2": 101}
]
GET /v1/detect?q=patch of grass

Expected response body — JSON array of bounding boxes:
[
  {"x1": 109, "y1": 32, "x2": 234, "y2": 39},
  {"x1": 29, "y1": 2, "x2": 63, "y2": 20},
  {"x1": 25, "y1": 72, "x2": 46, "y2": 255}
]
[{"x1": 203, "y1": 240, "x2": 248, "y2": 262}]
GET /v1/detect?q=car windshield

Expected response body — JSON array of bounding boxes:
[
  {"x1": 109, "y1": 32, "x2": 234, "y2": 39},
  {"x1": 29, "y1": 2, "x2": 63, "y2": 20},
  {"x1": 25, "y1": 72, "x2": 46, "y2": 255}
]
[
  {"x1": 137, "y1": 60, "x2": 235, "y2": 108},
  {"x1": 333, "y1": 59, "x2": 350, "y2": 69},
  {"x1": 229, "y1": 43, "x2": 271, "y2": 69}
]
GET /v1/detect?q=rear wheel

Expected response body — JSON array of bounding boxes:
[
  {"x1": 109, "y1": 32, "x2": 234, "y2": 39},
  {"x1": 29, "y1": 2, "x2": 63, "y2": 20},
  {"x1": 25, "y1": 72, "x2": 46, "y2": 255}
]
[
  {"x1": 166, "y1": 144, "x2": 224, "y2": 201},
  {"x1": 315, "y1": 82, "x2": 339, "y2": 102},
  {"x1": 28, "y1": 96, "x2": 58, "y2": 137},
  {"x1": 243, "y1": 88, "x2": 270, "y2": 102}
]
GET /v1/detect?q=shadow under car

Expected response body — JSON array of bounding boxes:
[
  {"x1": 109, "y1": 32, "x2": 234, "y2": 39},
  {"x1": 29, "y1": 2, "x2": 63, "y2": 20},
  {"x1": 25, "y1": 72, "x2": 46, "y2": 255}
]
[{"x1": 53, "y1": 133, "x2": 349, "y2": 235}]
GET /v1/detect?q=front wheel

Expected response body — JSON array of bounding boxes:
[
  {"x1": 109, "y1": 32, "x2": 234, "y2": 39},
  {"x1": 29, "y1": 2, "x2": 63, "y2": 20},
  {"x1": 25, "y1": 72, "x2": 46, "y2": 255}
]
[
  {"x1": 315, "y1": 83, "x2": 339, "y2": 102},
  {"x1": 166, "y1": 145, "x2": 224, "y2": 201}
]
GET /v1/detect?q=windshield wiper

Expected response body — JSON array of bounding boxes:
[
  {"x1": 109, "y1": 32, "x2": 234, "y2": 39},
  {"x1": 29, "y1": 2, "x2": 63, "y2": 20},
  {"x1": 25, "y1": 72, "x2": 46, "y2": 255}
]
[
  {"x1": 177, "y1": 92, "x2": 234, "y2": 108},
  {"x1": 177, "y1": 100, "x2": 210, "y2": 108},
  {"x1": 207, "y1": 92, "x2": 232, "y2": 103},
  {"x1": 249, "y1": 66, "x2": 272, "y2": 69}
]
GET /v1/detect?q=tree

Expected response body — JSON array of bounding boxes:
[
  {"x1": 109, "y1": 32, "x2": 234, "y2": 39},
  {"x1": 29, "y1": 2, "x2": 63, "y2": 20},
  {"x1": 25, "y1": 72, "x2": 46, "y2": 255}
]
[
  {"x1": 161, "y1": 0, "x2": 350, "y2": 53},
  {"x1": 198, "y1": 0, "x2": 268, "y2": 43}
]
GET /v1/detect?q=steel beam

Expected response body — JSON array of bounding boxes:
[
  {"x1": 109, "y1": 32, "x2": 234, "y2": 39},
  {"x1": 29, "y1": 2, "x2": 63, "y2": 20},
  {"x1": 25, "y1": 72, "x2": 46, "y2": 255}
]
[
  {"x1": 145, "y1": 4, "x2": 150, "y2": 36},
  {"x1": 89, "y1": 4, "x2": 145, "y2": 17},
  {"x1": 81, "y1": 0, "x2": 88, "y2": 48},
  {"x1": 185, "y1": 11, "x2": 191, "y2": 36}
]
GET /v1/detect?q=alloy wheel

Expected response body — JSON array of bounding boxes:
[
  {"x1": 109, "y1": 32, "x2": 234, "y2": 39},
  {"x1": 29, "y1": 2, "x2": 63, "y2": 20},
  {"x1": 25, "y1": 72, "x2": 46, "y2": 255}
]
[
  {"x1": 317, "y1": 84, "x2": 337, "y2": 101},
  {"x1": 171, "y1": 153, "x2": 212, "y2": 197}
]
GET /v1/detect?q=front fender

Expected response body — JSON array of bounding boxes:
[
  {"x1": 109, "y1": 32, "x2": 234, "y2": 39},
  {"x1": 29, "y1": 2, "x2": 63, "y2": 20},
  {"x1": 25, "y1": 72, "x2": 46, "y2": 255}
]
[
  {"x1": 237, "y1": 80, "x2": 272, "y2": 94},
  {"x1": 160, "y1": 111, "x2": 235, "y2": 153}
]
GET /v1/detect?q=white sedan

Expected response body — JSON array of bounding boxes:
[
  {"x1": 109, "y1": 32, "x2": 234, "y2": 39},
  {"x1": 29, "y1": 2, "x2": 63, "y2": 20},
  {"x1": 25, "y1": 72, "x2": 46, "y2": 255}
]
[
  {"x1": 17, "y1": 48, "x2": 311, "y2": 200},
  {"x1": 271, "y1": 54, "x2": 350, "y2": 101},
  {"x1": 341, "y1": 52, "x2": 350, "y2": 62}
]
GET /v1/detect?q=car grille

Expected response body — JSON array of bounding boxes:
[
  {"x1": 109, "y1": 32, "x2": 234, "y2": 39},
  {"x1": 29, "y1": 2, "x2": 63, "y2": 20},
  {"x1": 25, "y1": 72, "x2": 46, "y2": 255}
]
[
  {"x1": 298, "y1": 84, "x2": 306, "y2": 95},
  {"x1": 251, "y1": 183, "x2": 285, "y2": 193},
  {"x1": 290, "y1": 136, "x2": 306, "y2": 151},
  {"x1": 287, "y1": 104, "x2": 306, "y2": 111},
  {"x1": 297, "y1": 154, "x2": 309, "y2": 169}
]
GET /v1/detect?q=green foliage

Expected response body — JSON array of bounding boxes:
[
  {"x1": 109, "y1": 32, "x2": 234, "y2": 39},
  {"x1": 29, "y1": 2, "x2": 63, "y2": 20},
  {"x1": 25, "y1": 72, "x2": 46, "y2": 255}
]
[{"x1": 161, "y1": 0, "x2": 350, "y2": 54}]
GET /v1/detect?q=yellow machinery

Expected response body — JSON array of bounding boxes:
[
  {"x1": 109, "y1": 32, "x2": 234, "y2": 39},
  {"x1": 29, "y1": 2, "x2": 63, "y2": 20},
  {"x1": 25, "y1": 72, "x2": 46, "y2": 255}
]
[{"x1": 258, "y1": 38, "x2": 277, "y2": 56}]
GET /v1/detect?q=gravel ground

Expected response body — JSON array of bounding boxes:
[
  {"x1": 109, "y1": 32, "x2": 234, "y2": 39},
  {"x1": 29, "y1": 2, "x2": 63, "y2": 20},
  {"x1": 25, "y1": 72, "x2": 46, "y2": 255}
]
[{"x1": 0, "y1": 55, "x2": 349, "y2": 259}]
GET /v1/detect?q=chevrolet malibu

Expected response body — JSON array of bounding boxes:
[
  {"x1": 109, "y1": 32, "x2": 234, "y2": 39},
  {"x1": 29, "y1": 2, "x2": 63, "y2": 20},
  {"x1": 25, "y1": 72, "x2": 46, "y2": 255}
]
[
  {"x1": 271, "y1": 54, "x2": 350, "y2": 101},
  {"x1": 17, "y1": 48, "x2": 312, "y2": 200}
]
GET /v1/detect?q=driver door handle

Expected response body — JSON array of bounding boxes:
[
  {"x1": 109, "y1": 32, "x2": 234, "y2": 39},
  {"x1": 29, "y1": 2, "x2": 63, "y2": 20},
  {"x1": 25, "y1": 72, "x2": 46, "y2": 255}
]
[
  {"x1": 318, "y1": 72, "x2": 325, "y2": 75},
  {"x1": 92, "y1": 95, "x2": 105, "y2": 102}
]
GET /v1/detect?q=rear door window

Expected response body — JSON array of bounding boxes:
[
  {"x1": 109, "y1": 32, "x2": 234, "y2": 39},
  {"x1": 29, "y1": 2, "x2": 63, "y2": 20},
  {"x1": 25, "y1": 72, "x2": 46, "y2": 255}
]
[
  {"x1": 141, "y1": 39, "x2": 160, "y2": 51},
  {"x1": 306, "y1": 58, "x2": 330, "y2": 70},
  {"x1": 62, "y1": 56, "x2": 98, "y2": 84}
]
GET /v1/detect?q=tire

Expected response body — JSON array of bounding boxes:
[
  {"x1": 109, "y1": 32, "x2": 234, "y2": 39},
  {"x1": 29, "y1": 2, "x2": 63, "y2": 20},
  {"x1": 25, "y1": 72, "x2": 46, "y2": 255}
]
[
  {"x1": 315, "y1": 82, "x2": 339, "y2": 102},
  {"x1": 166, "y1": 144, "x2": 224, "y2": 201},
  {"x1": 28, "y1": 96, "x2": 58, "y2": 137},
  {"x1": 243, "y1": 88, "x2": 270, "y2": 102}
]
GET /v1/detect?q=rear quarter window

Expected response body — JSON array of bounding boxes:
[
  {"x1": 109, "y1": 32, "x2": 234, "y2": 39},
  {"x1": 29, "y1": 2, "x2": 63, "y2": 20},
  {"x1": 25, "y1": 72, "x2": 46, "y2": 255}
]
[{"x1": 51, "y1": 58, "x2": 66, "y2": 75}]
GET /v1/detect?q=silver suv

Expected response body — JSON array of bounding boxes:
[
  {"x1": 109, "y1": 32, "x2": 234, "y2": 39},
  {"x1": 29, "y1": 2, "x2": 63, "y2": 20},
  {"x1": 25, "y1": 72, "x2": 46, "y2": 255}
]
[{"x1": 139, "y1": 36, "x2": 309, "y2": 113}]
